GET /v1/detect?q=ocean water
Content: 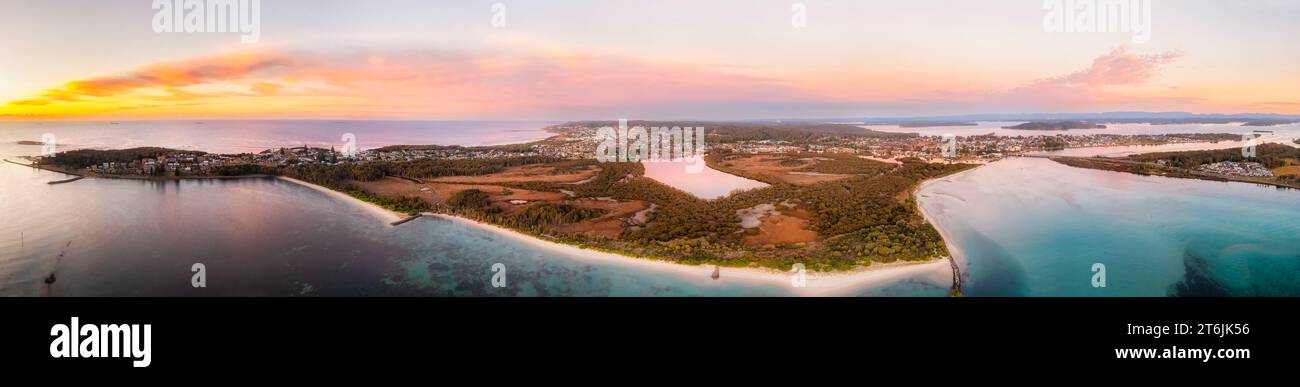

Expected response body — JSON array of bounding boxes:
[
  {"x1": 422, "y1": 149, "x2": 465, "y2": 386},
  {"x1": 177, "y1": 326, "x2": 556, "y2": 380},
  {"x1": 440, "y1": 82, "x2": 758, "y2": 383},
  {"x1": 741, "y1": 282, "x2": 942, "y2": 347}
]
[
  {"x1": 0, "y1": 120, "x2": 559, "y2": 154},
  {"x1": 9, "y1": 120, "x2": 1292, "y2": 297},
  {"x1": 0, "y1": 123, "x2": 945, "y2": 297},
  {"x1": 0, "y1": 163, "x2": 784, "y2": 296},
  {"x1": 919, "y1": 157, "x2": 1300, "y2": 296}
]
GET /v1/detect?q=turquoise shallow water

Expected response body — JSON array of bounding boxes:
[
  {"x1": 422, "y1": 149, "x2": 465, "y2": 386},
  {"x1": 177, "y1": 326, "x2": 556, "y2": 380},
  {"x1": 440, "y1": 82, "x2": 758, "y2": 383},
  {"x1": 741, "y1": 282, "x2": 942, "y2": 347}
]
[
  {"x1": 919, "y1": 157, "x2": 1300, "y2": 296},
  {"x1": 0, "y1": 159, "x2": 948, "y2": 297},
  {"x1": 9, "y1": 119, "x2": 1291, "y2": 297},
  {"x1": 0, "y1": 121, "x2": 951, "y2": 297}
]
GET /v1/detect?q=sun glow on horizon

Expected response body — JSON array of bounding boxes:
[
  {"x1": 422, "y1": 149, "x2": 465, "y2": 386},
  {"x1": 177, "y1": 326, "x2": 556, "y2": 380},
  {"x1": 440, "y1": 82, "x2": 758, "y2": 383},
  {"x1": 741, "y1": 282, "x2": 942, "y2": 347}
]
[{"x1": 4, "y1": 1, "x2": 1300, "y2": 120}]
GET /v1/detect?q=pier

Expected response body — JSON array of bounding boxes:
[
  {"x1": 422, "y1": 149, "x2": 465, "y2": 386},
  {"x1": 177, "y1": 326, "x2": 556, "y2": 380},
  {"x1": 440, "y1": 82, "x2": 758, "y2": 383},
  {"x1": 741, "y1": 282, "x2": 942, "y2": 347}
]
[
  {"x1": 4, "y1": 158, "x2": 85, "y2": 177},
  {"x1": 390, "y1": 214, "x2": 423, "y2": 226},
  {"x1": 949, "y1": 256, "x2": 963, "y2": 296},
  {"x1": 47, "y1": 176, "x2": 85, "y2": 185}
]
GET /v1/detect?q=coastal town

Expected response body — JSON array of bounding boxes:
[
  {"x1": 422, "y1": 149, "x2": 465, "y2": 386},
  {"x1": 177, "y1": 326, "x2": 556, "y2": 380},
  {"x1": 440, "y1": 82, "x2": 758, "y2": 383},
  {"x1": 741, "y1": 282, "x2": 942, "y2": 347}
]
[
  {"x1": 23, "y1": 123, "x2": 1260, "y2": 178},
  {"x1": 1195, "y1": 161, "x2": 1275, "y2": 177}
]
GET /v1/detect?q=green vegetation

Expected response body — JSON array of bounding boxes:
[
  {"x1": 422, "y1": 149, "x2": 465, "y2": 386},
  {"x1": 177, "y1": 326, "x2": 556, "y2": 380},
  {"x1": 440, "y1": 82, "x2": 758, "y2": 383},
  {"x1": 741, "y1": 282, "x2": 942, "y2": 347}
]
[
  {"x1": 214, "y1": 164, "x2": 277, "y2": 176},
  {"x1": 341, "y1": 187, "x2": 432, "y2": 216},
  {"x1": 514, "y1": 203, "x2": 607, "y2": 225},
  {"x1": 278, "y1": 156, "x2": 562, "y2": 188},
  {"x1": 1052, "y1": 143, "x2": 1300, "y2": 189},
  {"x1": 45, "y1": 147, "x2": 191, "y2": 168},
  {"x1": 447, "y1": 189, "x2": 497, "y2": 212},
  {"x1": 1126, "y1": 143, "x2": 1300, "y2": 169},
  {"x1": 791, "y1": 153, "x2": 893, "y2": 175},
  {"x1": 355, "y1": 156, "x2": 563, "y2": 181},
  {"x1": 39, "y1": 124, "x2": 978, "y2": 272}
]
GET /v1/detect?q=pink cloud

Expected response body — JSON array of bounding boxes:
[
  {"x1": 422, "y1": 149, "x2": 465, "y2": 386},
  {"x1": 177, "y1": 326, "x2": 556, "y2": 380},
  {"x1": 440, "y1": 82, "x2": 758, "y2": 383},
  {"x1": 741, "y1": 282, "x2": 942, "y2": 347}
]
[
  {"x1": 1000, "y1": 45, "x2": 1184, "y2": 108},
  {"x1": 6, "y1": 48, "x2": 807, "y2": 118}
]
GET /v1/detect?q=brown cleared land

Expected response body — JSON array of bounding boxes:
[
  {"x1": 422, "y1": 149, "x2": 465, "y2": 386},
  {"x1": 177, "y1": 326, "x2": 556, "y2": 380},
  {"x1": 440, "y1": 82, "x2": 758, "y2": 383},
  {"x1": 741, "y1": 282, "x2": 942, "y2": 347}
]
[
  {"x1": 718, "y1": 155, "x2": 852, "y2": 185},
  {"x1": 553, "y1": 198, "x2": 650, "y2": 239},
  {"x1": 742, "y1": 214, "x2": 818, "y2": 247},
  {"x1": 354, "y1": 175, "x2": 647, "y2": 238},
  {"x1": 1273, "y1": 165, "x2": 1300, "y2": 177},
  {"x1": 737, "y1": 202, "x2": 819, "y2": 248},
  {"x1": 352, "y1": 177, "x2": 567, "y2": 207},
  {"x1": 428, "y1": 164, "x2": 600, "y2": 184}
]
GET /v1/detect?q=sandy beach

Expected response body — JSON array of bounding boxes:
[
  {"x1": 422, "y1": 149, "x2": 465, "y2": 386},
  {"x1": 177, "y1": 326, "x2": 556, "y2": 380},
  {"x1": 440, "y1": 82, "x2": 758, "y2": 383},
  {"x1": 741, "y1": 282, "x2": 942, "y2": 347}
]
[
  {"x1": 425, "y1": 213, "x2": 954, "y2": 296},
  {"x1": 913, "y1": 165, "x2": 983, "y2": 289},
  {"x1": 276, "y1": 176, "x2": 404, "y2": 224},
  {"x1": 276, "y1": 174, "x2": 953, "y2": 296}
]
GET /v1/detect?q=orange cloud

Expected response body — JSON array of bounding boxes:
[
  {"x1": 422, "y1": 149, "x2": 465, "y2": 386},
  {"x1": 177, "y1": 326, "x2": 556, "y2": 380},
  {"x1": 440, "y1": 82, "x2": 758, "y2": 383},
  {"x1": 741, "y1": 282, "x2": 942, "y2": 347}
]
[
  {"x1": 1, "y1": 48, "x2": 805, "y2": 119},
  {"x1": 6, "y1": 44, "x2": 1294, "y2": 120}
]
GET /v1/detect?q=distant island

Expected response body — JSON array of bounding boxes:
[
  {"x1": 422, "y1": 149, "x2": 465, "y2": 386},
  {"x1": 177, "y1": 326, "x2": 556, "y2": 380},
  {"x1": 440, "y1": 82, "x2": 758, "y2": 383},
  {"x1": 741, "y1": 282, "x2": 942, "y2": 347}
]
[
  {"x1": 885, "y1": 121, "x2": 978, "y2": 128},
  {"x1": 1002, "y1": 121, "x2": 1107, "y2": 131},
  {"x1": 15, "y1": 140, "x2": 44, "y2": 145},
  {"x1": 1242, "y1": 120, "x2": 1299, "y2": 127}
]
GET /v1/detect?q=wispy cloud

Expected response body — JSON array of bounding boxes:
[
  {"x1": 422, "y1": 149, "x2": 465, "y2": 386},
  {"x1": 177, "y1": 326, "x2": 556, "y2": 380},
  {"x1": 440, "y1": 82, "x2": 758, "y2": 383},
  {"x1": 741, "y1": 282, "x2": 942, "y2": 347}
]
[
  {"x1": 999, "y1": 45, "x2": 1184, "y2": 109},
  {"x1": 2, "y1": 47, "x2": 804, "y2": 119}
]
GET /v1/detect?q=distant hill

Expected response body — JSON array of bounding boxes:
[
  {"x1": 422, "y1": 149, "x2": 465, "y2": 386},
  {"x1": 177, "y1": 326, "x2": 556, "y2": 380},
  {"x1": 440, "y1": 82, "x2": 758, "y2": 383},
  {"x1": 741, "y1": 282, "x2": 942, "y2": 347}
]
[
  {"x1": 1002, "y1": 121, "x2": 1106, "y2": 131},
  {"x1": 556, "y1": 121, "x2": 917, "y2": 142}
]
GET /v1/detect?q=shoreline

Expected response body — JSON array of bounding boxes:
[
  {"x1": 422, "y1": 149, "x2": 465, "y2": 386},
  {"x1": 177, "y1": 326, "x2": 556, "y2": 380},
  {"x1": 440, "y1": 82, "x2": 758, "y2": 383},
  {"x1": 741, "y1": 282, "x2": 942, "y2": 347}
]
[
  {"x1": 275, "y1": 176, "x2": 404, "y2": 224},
  {"x1": 1048, "y1": 156, "x2": 1300, "y2": 191},
  {"x1": 275, "y1": 172, "x2": 952, "y2": 296},
  {"x1": 914, "y1": 163, "x2": 984, "y2": 295},
  {"x1": 425, "y1": 212, "x2": 953, "y2": 296}
]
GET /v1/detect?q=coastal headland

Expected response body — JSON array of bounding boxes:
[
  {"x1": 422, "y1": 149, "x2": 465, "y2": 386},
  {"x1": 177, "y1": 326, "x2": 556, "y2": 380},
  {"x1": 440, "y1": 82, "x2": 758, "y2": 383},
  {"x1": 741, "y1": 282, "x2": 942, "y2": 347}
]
[{"x1": 26, "y1": 120, "x2": 1278, "y2": 295}]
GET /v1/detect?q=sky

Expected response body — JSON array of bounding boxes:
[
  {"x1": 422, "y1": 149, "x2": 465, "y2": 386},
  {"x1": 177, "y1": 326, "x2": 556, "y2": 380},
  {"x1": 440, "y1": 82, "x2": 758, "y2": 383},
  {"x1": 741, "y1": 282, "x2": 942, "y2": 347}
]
[{"x1": 1, "y1": 0, "x2": 1298, "y2": 120}]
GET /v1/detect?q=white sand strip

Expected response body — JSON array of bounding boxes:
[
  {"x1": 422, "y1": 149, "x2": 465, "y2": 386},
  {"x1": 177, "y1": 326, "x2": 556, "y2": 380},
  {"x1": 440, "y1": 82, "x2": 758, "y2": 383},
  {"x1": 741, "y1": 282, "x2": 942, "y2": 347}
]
[
  {"x1": 276, "y1": 176, "x2": 404, "y2": 224},
  {"x1": 424, "y1": 213, "x2": 952, "y2": 297}
]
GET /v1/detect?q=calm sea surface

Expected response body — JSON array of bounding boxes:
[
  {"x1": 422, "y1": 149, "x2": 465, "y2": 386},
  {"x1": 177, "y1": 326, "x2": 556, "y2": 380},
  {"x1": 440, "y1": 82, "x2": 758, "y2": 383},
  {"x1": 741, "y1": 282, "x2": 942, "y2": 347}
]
[
  {"x1": 0, "y1": 120, "x2": 560, "y2": 154},
  {"x1": 2, "y1": 120, "x2": 1295, "y2": 296},
  {"x1": 919, "y1": 157, "x2": 1300, "y2": 296},
  {"x1": 0, "y1": 121, "x2": 947, "y2": 296}
]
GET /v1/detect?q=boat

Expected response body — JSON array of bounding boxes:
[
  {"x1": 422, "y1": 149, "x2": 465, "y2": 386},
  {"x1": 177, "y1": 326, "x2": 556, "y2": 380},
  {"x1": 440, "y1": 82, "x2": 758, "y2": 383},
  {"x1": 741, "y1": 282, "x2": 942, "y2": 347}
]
[{"x1": 44, "y1": 273, "x2": 56, "y2": 284}]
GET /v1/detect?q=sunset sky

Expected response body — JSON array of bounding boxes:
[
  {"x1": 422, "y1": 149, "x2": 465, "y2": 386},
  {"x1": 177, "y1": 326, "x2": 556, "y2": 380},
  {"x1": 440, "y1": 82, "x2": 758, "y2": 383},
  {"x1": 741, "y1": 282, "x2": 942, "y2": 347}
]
[{"x1": 2, "y1": 0, "x2": 1298, "y2": 120}]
